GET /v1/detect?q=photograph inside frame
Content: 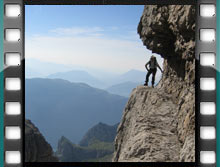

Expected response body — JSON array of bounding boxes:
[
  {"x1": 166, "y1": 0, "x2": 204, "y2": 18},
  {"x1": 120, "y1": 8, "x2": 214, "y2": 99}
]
[{"x1": 25, "y1": 4, "x2": 195, "y2": 163}]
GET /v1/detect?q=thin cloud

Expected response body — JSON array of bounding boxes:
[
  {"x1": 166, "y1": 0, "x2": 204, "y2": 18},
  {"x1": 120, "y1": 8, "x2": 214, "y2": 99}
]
[
  {"x1": 50, "y1": 27, "x2": 104, "y2": 37},
  {"x1": 26, "y1": 26, "x2": 164, "y2": 74}
]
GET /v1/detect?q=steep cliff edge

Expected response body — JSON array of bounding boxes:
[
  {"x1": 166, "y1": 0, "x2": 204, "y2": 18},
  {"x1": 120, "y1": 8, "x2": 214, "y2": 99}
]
[
  {"x1": 113, "y1": 5, "x2": 195, "y2": 162},
  {"x1": 25, "y1": 120, "x2": 58, "y2": 162}
]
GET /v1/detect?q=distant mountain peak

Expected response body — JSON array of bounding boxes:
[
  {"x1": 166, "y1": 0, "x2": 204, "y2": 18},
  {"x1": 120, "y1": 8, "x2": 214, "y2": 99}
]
[
  {"x1": 47, "y1": 69, "x2": 104, "y2": 88},
  {"x1": 56, "y1": 122, "x2": 117, "y2": 162},
  {"x1": 98, "y1": 122, "x2": 105, "y2": 125},
  {"x1": 60, "y1": 136, "x2": 69, "y2": 141},
  {"x1": 79, "y1": 122, "x2": 119, "y2": 147},
  {"x1": 56, "y1": 135, "x2": 114, "y2": 162}
]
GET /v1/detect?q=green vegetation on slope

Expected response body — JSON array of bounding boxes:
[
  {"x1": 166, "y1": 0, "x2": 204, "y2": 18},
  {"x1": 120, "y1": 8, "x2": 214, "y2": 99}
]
[{"x1": 56, "y1": 136, "x2": 114, "y2": 162}]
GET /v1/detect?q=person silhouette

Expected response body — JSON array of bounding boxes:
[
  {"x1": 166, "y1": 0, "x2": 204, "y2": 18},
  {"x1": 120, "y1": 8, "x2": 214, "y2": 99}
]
[{"x1": 144, "y1": 55, "x2": 163, "y2": 88}]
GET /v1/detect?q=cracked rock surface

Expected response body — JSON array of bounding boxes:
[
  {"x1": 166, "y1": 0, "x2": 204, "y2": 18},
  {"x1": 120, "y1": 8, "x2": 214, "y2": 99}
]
[
  {"x1": 113, "y1": 5, "x2": 195, "y2": 162},
  {"x1": 113, "y1": 86, "x2": 180, "y2": 162},
  {"x1": 25, "y1": 120, "x2": 58, "y2": 162}
]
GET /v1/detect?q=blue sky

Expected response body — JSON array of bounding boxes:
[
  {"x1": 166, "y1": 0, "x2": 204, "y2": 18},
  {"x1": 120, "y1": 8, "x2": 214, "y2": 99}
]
[
  {"x1": 25, "y1": 5, "x2": 163, "y2": 74},
  {"x1": 26, "y1": 5, "x2": 144, "y2": 36}
]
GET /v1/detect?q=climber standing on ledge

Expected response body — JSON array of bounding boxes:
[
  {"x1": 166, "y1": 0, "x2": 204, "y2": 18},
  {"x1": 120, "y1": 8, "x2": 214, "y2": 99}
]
[{"x1": 144, "y1": 55, "x2": 163, "y2": 88}]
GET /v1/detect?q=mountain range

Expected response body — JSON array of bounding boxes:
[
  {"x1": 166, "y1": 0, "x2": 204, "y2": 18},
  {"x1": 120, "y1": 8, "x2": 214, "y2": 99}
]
[
  {"x1": 47, "y1": 70, "x2": 104, "y2": 89},
  {"x1": 26, "y1": 59, "x2": 149, "y2": 96},
  {"x1": 48, "y1": 70, "x2": 144, "y2": 97},
  {"x1": 115, "y1": 69, "x2": 146, "y2": 83},
  {"x1": 106, "y1": 81, "x2": 140, "y2": 97},
  {"x1": 25, "y1": 78, "x2": 127, "y2": 148},
  {"x1": 46, "y1": 69, "x2": 147, "y2": 96},
  {"x1": 47, "y1": 69, "x2": 146, "y2": 86}
]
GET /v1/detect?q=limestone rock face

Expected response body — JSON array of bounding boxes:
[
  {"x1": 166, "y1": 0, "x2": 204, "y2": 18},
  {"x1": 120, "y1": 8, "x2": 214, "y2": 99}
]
[
  {"x1": 113, "y1": 5, "x2": 195, "y2": 162},
  {"x1": 25, "y1": 120, "x2": 58, "y2": 162},
  {"x1": 113, "y1": 86, "x2": 181, "y2": 162}
]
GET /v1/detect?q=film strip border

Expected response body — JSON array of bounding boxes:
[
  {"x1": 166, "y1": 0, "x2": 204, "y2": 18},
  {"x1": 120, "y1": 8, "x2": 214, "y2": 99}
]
[
  {"x1": 197, "y1": 0, "x2": 217, "y2": 166},
  {"x1": 0, "y1": 0, "x2": 218, "y2": 166},
  {"x1": 2, "y1": 0, "x2": 24, "y2": 166},
  {"x1": 217, "y1": 0, "x2": 220, "y2": 165}
]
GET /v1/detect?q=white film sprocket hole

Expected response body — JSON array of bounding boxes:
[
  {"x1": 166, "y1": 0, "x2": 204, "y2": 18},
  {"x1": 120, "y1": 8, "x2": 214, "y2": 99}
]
[
  {"x1": 200, "y1": 53, "x2": 215, "y2": 66},
  {"x1": 5, "y1": 151, "x2": 21, "y2": 164},
  {"x1": 200, "y1": 29, "x2": 215, "y2": 42},
  {"x1": 5, "y1": 29, "x2": 21, "y2": 42},
  {"x1": 5, "y1": 102, "x2": 21, "y2": 115},
  {"x1": 5, "y1": 126, "x2": 21, "y2": 140},
  {"x1": 5, "y1": 4, "x2": 21, "y2": 17},
  {"x1": 200, "y1": 102, "x2": 216, "y2": 115},
  {"x1": 200, "y1": 126, "x2": 216, "y2": 139},
  {"x1": 200, "y1": 4, "x2": 216, "y2": 17},
  {"x1": 5, "y1": 53, "x2": 21, "y2": 66},
  {"x1": 5, "y1": 78, "x2": 21, "y2": 91},
  {"x1": 200, "y1": 78, "x2": 216, "y2": 91},
  {"x1": 200, "y1": 151, "x2": 216, "y2": 164}
]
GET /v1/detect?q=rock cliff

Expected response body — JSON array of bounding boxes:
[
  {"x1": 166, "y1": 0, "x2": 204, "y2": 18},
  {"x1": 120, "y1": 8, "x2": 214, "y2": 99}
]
[
  {"x1": 113, "y1": 5, "x2": 195, "y2": 162},
  {"x1": 79, "y1": 122, "x2": 118, "y2": 147},
  {"x1": 25, "y1": 120, "x2": 58, "y2": 162},
  {"x1": 55, "y1": 136, "x2": 113, "y2": 162},
  {"x1": 56, "y1": 122, "x2": 118, "y2": 162}
]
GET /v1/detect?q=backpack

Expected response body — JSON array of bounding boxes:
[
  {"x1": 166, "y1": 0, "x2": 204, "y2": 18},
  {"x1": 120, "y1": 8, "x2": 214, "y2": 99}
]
[{"x1": 149, "y1": 57, "x2": 157, "y2": 69}]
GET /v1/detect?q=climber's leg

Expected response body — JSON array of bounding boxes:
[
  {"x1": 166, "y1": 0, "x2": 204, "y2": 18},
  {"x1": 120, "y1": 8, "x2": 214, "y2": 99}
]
[
  {"x1": 145, "y1": 69, "x2": 152, "y2": 86},
  {"x1": 151, "y1": 68, "x2": 157, "y2": 87}
]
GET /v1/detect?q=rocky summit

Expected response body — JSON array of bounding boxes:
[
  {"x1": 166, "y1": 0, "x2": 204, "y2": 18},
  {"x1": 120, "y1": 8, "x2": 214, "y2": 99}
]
[
  {"x1": 25, "y1": 120, "x2": 58, "y2": 162},
  {"x1": 113, "y1": 5, "x2": 195, "y2": 162}
]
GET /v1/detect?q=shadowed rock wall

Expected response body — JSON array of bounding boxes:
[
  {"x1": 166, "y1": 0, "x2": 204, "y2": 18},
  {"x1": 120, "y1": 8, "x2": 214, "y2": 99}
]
[{"x1": 25, "y1": 120, "x2": 58, "y2": 162}]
